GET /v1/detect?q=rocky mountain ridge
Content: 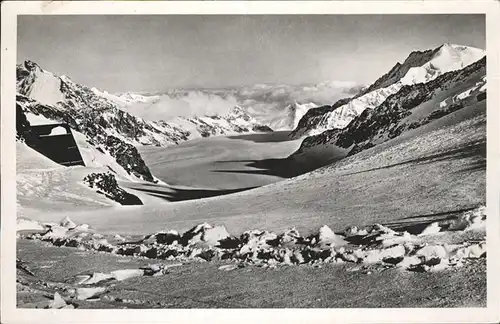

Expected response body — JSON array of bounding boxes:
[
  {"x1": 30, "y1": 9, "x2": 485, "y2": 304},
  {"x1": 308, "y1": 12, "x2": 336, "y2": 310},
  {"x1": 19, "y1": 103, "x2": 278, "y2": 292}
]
[
  {"x1": 292, "y1": 56, "x2": 486, "y2": 158},
  {"x1": 16, "y1": 60, "x2": 272, "y2": 182},
  {"x1": 290, "y1": 43, "x2": 485, "y2": 139}
]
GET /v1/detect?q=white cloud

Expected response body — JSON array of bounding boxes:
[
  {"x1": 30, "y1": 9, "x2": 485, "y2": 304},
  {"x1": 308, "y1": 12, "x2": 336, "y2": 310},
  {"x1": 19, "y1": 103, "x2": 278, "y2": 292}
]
[
  {"x1": 123, "y1": 81, "x2": 364, "y2": 126},
  {"x1": 126, "y1": 91, "x2": 239, "y2": 120}
]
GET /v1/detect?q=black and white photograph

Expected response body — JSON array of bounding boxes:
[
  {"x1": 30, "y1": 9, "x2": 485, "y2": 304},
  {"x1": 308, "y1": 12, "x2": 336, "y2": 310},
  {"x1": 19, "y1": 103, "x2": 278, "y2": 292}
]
[{"x1": 1, "y1": 1, "x2": 500, "y2": 323}]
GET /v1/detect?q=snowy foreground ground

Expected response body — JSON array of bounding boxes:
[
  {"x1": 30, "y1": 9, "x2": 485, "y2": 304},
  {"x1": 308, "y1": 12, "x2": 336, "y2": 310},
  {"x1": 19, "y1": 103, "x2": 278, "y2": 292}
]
[{"x1": 16, "y1": 103, "x2": 486, "y2": 308}]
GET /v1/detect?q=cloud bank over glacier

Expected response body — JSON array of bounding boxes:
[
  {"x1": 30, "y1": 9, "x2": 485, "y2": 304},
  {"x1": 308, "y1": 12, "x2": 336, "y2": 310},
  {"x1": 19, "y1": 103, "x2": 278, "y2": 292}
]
[
  {"x1": 122, "y1": 81, "x2": 364, "y2": 127},
  {"x1": 127, "y1": 91, "x2": 240, "y2": 120}
]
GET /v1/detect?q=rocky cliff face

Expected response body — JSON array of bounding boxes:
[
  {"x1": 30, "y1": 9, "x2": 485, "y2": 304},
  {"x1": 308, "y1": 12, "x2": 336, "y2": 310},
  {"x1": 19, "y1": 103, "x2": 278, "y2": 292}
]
[
  {"x1": 292, "y1": 57, "x2": 486, "y2": 157},
  {"x1": 290, "y1": 99, "x2": 352, "y2": 139},
  {"x1": 17, "y1": 61, "x2": 204, "y2": 147},
  {"x1": 16, "y1": 60, "x2": 273, "y2": 182},
  {"x1": 290, "y1": 43, "x2": 485, "y2": 139}
]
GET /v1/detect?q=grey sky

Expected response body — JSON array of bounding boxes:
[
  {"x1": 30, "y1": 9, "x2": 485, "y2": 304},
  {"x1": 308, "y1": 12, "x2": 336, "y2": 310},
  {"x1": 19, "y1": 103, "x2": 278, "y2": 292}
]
[{"x1": 17, "y1": 15, "x2": 485, "y2": 93}]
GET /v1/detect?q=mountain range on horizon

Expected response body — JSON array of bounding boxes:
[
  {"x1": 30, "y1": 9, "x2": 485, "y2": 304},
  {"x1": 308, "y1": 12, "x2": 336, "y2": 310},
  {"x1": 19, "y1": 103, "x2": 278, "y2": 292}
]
[
  {"x1": 16, "y1": 42, "x2": 486, "y2": 185},
  {"x1": 286, "y1": 42, "x2": 486, "y2": 166}
]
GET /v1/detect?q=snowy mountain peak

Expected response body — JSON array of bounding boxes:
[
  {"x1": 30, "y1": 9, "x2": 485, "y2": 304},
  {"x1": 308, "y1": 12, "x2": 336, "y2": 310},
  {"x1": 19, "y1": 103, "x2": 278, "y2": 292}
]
[
  {"x1": 16, "y1": 60, "x2": 67, "y2": 106},
  {"x1": 287, "y1": 101, "x2": 318, "y2": 129},
  {"x1": 400, "y1": 43, "x2": 485, "y2": 85},
  {"x1": 291, "y1": 55, "x2": 486, "y2": 160},
  {"x1": 290, "y1": 43, "x2": 485, "y2": 138},
  {"x1": 117, "y1": 92, "x2": 160, "y2": 105},
  {"x1": 434, "y1": 43, "x2": 485, "y2": 65},
  {"x1": 19, "y1": 59, "x2": 42, "y2": 72},
  {"x1": 438, "y1": 42, "x2": 479, "y2": 52}
]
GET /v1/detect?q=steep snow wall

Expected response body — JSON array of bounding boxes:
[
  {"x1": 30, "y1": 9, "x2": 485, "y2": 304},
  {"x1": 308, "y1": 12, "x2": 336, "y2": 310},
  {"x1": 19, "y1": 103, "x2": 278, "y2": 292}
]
[{"x1": 25, "y1": 68, "x2": 65, "y2": 106}]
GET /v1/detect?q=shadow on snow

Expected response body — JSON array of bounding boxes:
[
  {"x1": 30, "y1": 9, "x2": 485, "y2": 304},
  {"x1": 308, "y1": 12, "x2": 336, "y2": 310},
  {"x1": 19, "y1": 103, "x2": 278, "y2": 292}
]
[{"x1": 125, "y1": 185, "x2": 258, "y2": 202}]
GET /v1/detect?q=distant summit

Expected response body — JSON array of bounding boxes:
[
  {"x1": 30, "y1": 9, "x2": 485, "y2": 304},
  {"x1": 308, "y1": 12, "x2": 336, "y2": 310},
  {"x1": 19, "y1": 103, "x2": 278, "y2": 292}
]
[
  {"x1": 290, "y1": 43, "x2": 485, "y2": 138},
  {"x1": 287, "y1": 101, "x2": 318, "y2": 129},
  {"x1": 289, "y1": 44, "x2": 486, "y2": 162}
]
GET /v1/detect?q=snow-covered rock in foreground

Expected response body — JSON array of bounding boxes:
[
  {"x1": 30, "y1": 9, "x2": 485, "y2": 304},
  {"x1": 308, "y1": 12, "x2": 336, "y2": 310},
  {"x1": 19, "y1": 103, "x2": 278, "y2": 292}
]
[
  {"x1": 280, "y1": 227, "x2": 301, "y2": 244},
  {"x1": 109, "y1": 269, "x2": 145, "y2": 281},
  {"x1": 447, "y1": 206, "x2": 486, "y2": 231},
  {"x1": 75, "y1": 287, "x2": 107, "y2": 301},
  {"x1": 180, "y1": 223, "x2": 213, "y2": 246},
  {"x1": 201, "y1": 226, "x2": 231, "y2": 246},
  {"x1": 315, "y1": 225, "x2": 347, "y2": 246},
  {"x1": 343, "y1": 226, "x2": 369, "y2": 237},
  {"x1": 49, "y1": 292, "x2": 74, "y2": 309},
  {"x1": 80, "y1": 272, "x2": 114, "y2": 285},
  {"x1": 20, "y1": 205, "x2": 486, "y2": 274},
  {"x1": 17, "y1": 218, "x2": 45, "y2": 232},
  {"x1": 218, "y1": 264, "x2": 239, "y2": 271},
  {"x1": 238, "y1": 230, "x2": 279, "y2": 255}
]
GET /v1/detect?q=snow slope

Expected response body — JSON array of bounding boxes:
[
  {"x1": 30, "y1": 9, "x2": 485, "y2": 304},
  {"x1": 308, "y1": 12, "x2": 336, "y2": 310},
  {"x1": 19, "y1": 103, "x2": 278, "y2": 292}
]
[
  {"x1": 291, "y1": 43, "x2": 485, "y2": 138},
  {"x1": 19, "y1": 98, "x2": 485, "y2": 236},
  {"x1": 16, "y1": 142, "x2": 115, "y2": 214},
  {"x1": 292, "y1": 56, "x2": 486, "y2": 159},
  {"x1": 22, "y1": 67, "x2": 65, "y2": 106},
  {"x1": 15, "y1": 44, "x2": 486, "y2": 238}
]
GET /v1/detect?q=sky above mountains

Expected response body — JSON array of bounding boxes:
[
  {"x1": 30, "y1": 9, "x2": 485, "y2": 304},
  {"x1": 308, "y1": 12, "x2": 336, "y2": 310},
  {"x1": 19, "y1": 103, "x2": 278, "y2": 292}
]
[{"x1": 18, "y1": 14, "x2": 485, "y2": 93}]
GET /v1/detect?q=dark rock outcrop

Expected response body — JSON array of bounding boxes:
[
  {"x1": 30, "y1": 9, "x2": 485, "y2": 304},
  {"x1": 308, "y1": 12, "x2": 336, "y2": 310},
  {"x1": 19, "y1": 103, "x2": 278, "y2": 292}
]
[
  {"x1": 104, "y1": 136, "x2": 154, "y2": 182},
  {"x1": 16, "y1": 103, "x2": 33, "y2": 142},
  {"x1": 252, "y1": 125, "x2": 274, "y2": 132},
  {"x1": 83, "y1": 172, "x2": 143, "y2": 205}
]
